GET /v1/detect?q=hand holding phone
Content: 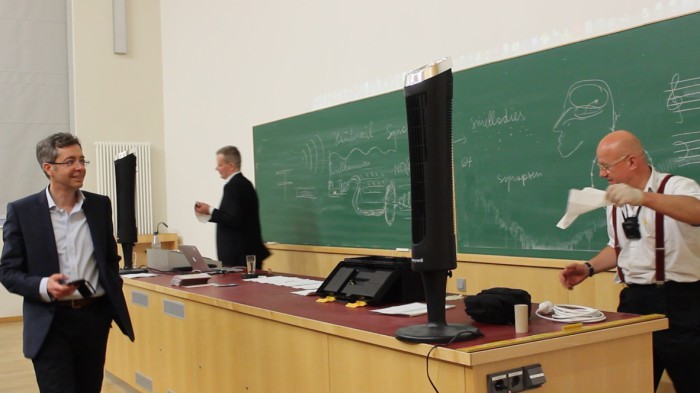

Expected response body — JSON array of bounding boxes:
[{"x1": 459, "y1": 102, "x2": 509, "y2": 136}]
[
  {"x1": 60, "y1": 278, "x2": 86, "y2": 287},
  {"x1": 58, "y1": 278, "x2": 94, "y2": 298}
]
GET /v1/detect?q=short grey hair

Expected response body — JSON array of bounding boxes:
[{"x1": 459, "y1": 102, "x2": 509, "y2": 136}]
[
  {"x1": 36, "y1": 132, "x2": 82, "y2": 178},
  {"x1": 216, "y1": 145, "x2": 241, "y2": 168}
]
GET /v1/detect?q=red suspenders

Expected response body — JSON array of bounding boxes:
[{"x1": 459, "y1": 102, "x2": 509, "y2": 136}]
[{"x1": 612, "y1": 174, "x2": 673, "y2": 285}]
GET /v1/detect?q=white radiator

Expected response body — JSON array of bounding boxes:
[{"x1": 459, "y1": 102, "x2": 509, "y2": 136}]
[{"x1": 95, "y1": 142, "x2": 153, "y2": 236}]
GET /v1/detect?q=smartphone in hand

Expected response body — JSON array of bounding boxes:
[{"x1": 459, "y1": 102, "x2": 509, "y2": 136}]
[
  {"x1": 59, "y1": 278, "x2": 86, "y2": 287},
  {"x1": 58, "y1": 278, "x2": 94, "y2": 298}
]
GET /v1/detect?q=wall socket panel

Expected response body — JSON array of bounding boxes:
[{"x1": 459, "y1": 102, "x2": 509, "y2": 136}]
[
  {"x1": 456, "y1": 278, "x2": 466, "y2": 292},
  {"x1": 507, "y1": 368, "x2": 525, "y2": 392},
  {"x1": 487, "y1": 368, "x2": 523, "y2": 393},
  {"x1": 487, "y1": 371, "x2": 508, "y2": 393},
  {"x1": 487, "y1": 364, "x2": 545, "y2": 393}
]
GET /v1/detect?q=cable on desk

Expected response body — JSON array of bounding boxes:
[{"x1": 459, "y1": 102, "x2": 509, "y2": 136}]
[{"x1": 535, "y1": 301, "x2": 606, "y2": 323}]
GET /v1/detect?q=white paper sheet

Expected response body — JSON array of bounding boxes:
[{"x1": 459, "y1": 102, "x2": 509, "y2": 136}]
[
  {"x1": 370, "y1": 302, "x2": 456, "y2": 317},
  {"x1": 195, "y1": 211, "x2": 211, "y2": 223},
  {"x1": 557, "y1": 187, "x2": 611, "y2": 229},
  {"x1": 291, "y1": 289, "x2": 319, "y2": 296},
  {"x1": 121, "y1": 272, "x2": 158, "y2": 279}
]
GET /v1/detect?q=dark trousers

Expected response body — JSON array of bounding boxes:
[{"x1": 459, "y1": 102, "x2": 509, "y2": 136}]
[
  {"x1": 618, "y1": 281, "x2": 700, "y2": 393},
  {"x1": 32, "y1": 298, "x2": 113, "y2": 393}
]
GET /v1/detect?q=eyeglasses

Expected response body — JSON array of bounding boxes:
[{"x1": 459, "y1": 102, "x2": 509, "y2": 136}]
[
  {"x1": 46, "y1": 159, "x2": 90, "y2": 168},
  {"x1": 596, "y1": 154, "x2": 630, "y2": 173}
]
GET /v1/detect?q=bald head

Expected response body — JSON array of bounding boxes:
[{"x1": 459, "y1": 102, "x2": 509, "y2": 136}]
[
  {"x1": 596, "y1": 130, "x2": 651, "y2": 188},
  {"x1": 597, "y1": 130, "x2": 645, "y2": 158}
]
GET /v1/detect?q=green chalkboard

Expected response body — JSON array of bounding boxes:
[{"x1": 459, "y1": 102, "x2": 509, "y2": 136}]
[
  {"x1": 254, "y1": 12, "x2": 700, "y2": 259},
  {"x1": 253, "y1": 91, "x2": 412, "y2": 249}
]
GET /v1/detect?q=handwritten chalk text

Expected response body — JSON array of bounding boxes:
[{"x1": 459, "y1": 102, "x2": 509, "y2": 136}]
[
  {"x1": 470, "y1": 108, "x2": 526, "y2": 130},
  {"x1": 497, "y1": 171, "x2": 543, "y2": 192}
]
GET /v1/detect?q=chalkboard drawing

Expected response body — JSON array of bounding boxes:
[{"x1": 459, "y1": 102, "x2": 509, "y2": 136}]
[
  {"x1": 383, "y1": 181, "x2": 411, "y2": 226},
  {"x1": 275, "y1": 169, "x2": 293, "y2": 201},
  {"x1": 351, "y1": 175, "x2": 400, "y2": 225},
  {"x1": 326, "y1": 134, "x2": 411, "y2": 226},
  {"x1": 327, "y1": 173, "x2": 410, "y2": 226},
  {"x1": 672, "y1": 130, "x2": 700, "y2": 167},
  {"x1": 295, "y1": 187, "x2": 317, "y2": 199},
  {"x1": 666, "y1": 73, "x2": 700, "y2": 123},
  {"x1": 302, "y1": 136, "x2": 325, "y2": 174},
  {"x1": 553, "y1": 80, "x2": 617, "y2": 158}
]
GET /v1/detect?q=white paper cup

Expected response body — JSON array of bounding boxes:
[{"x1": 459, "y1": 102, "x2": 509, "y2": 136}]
[{"x1": 515, "y1": 304, "x2": 529, "y2": 333}]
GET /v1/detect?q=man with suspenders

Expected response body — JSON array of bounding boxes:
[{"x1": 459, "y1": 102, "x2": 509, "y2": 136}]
[{"x1": 560, "y1": 130, "x2": 700, "y2": 393}]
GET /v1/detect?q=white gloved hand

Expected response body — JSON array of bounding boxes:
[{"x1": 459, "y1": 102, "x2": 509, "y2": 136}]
[{"x1": 606, "y1": 183, "x2": 644, "y2": 206}]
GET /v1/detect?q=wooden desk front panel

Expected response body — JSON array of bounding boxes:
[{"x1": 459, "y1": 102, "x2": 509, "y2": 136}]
[
  {"x1": 465, "y1": 333, "x2": 653, "y2": 392},
  {"x1": 329, "y1": 335, "x2": 466, "y2": 393},
  {"x1": 107, "y1": 286, "x2": 198, "y2": 393},
  {"x1": 191, "y1": 302, "x2": 330, "y2": 393},
  {"x1": 329, "y1": 329, "x2": 654, "y2": 393}
]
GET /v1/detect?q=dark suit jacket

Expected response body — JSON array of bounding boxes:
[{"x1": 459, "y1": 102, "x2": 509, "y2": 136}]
[
  {"x1": 210, "y1": 173, "x2": 270, "y2": 267},
  {"x1": 0, "y1": 189, "x2": 135, "y2": 358}
]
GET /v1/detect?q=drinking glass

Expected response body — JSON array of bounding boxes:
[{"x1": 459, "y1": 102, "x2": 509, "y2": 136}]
[{"x1": 246, "y1": 255, "x2": 256, "y2": 275}]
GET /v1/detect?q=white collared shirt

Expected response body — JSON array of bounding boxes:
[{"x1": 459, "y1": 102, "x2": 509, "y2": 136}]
[
  {"x1": 606, "y1": 168, "x2": 700, "y2": 284},
  {"x1": 39, "y1": 187, "x2": 103, "y2": 301},
  {"x1": 207, "y1": 171, "x2": 240, "y2": 215}
]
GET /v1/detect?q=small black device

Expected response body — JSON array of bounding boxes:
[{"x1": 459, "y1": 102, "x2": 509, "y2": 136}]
[
  {"x1": 621, "y1": 206, "x2": 642, "y2": 240},
  {"x1": 59, "y1": 278, "x2": 95, "y2": 298},
  {"x1": 622, "y1": 216, "x2": 641, "y2": 239},
  {"x1": 316, "y1": 256, "x2": 424, "y2": 305},
  {"x1": 60, "y1": 278, "x2": 85, "y2": 286}
]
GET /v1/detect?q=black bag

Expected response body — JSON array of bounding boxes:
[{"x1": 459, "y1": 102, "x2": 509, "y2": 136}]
[{"x1": 464, "y1": 287, "x2": 532, "y2": 325}]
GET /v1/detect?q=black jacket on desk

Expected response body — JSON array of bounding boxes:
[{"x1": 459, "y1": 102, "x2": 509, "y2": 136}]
[
  {"x1": 210, "y1": 173, "x2": 270, "y2": 267},
  {"x1": 0, "y1": 189, "x2": 135, "y2": 358}
]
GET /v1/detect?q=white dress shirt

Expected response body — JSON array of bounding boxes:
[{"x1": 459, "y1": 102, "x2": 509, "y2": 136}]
[
  {"x1": 606, "y1": 168, "x2": 700, "y2": 284},
  {"x1": 39, "y1": 187, "x2": 104, "y2": 301}
]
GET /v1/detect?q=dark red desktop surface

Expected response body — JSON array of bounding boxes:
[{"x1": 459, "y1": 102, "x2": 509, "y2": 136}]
[{"x1": 129, "y1": 272, "x2": 648, "y2": 350}]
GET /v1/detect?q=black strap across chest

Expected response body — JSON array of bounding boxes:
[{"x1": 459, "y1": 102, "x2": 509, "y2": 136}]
[{"x1": 612, "y1": 174, "x2": 673, "y2": 284}]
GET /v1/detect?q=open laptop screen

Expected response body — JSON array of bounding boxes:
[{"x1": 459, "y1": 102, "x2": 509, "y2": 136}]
[{"x1": 178, "y1": 245, "x2": 211, "y2": 273}]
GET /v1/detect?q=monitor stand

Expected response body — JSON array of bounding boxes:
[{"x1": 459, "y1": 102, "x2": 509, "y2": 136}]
[{"x1": 395, "y1": 270, "x2": 481, "y2": 343}]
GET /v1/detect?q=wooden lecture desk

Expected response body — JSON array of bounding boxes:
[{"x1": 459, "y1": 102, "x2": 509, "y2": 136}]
[{"x1": 105, "y1": 272, "x2": 667, "y2": 393}]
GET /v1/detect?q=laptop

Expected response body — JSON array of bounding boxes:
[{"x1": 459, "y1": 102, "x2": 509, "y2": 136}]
[
  {"x1": 178, "y1": 245, "x2": 213, "y2": 273},
  {"x1": 146, "y1": 248, "x2": 190, "y2": 271},
  {"x1": 178, "y1": 245, "x2": 245, "y2": 273}
]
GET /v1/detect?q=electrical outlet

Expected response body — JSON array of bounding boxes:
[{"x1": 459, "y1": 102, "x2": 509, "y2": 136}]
[
  {"x1": 507, "y1": 368, "x2": 525, "y2": 392},
  {"x1": 456, "y1": 278, "x2": 466, "y2": 292},
  {"x1": 487, "y1": 372, "x2": 509, "y2": 393},
  {"x1": 523, "y1": 364, "x2": 546, "y2": 389}
]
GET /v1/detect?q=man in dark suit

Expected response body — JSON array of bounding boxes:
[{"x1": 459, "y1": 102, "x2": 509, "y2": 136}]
[
  {"x1": 194, "y1": 145, "x2": 270, "y2": 268},
  {"x1": 0, "y1": 133, "x2": 134, "y2": 393}
]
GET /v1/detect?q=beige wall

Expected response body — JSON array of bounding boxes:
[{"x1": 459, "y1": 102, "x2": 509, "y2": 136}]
[
  {"x1": 0, "y1": 0, "x2": 165, "y2": 318},
  {"x1": 71, "y1": 0, "x2": 166, "y2": 228}
]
